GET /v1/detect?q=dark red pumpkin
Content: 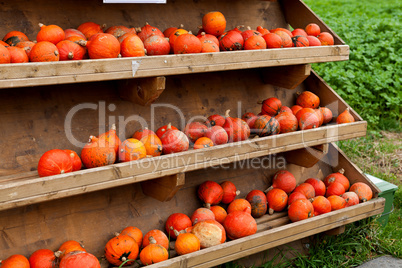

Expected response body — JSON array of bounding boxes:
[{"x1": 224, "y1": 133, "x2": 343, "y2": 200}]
[
  {"x1": 205, "y1": 126, "x2": 229, "y2": 145},
  {"x1": 241, "y1": 112, "x2": 258, "y2": 130},
  {"x1": 220, "y1": 180, "x2": 239, "y2": 204},
  {"x1": 198, "y1": 180, "x2": 224, "y2": 208},
  {"x1": 165, "y1": 213, "x2": 192, "y2": 239},
  {"x1": 261, "y1": 97, "x2": 282, "y2": 116},
  {"x1": 305, "y1": 178, "x2": 326, "y2": 196},
  {"x1": 275, "y1": 111, "x2": 298, "y2": 133},
  {"x1": 143, "y1": 35, "x2": 170, "y2": 55},
  {"x1": 253, "y1": 115, "x2": 280, "y2": 137},
  {"x1": 184, "y1": 122, "x2": 208, "y2": 143},
  {"x1": 223, "y1": 211, "x2": 257, "y2": 240},
  {"x1": 59, "y1": 251, "x2": 100, "y2": 268},
  {"x1": 137, "y1": 23, "x2": 164, "y2": 42},
  {"x1": 29, "y1": 249, "x2": 58, "y2": 268},
  {"x1": 37, "y1": 149, "x2": 73, "y2": 177},
  {"x1": 160, "y1": 125, "x2": 190, "y2": 154},
  {"x1": 206, "y1": 114, "x2": 225, "y2": 127},
  {"x1": 223, "y1": 109, "x2": 250, "y2": 142},
  {"x1": 219, "y1": 30, "x2": 244, "y2": 51},
  {"x1": 104, "y1": 235, "x2": 138, "y2": 266},
  {"x1": 246, "y1": 189, "x2": 268, "y2": 218}
]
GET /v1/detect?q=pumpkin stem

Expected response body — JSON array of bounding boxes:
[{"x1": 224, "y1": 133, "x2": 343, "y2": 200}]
[
  {"x1": 204, "y1": 203, "x2": 211, "y2": 209},
  {"x1": 268, "y1": 208, "x2": 274, "y2": 215},
  {"x1": 38, "y1": 23, "x2": 45, "y2": 28},
  {"x1": 235, "y1": 190, "x2": 241, "y2": 196},
  {"x1": 135, "y1": 27, "x2": 142, "y2": 33},
  {"x1": 173, "y1": 229, "x2": 180, "y2": 237},
  {"x1": 149, "y1": 236, "x2": 157, "y2": 244},
  {"x1": 68, "y1": 51, "x2": 74, "y2": 60},
  {"x1": 257, "y1": 100, "x2": 263, "y2": 104},
  {"x1": 77, "y1": 39, "x2": 88, "y2": 47},
  {"x1": 54, "y1": 50, "x2": 59, "y2": 56},
  {"x1": 54, "y1": 250, "x2": 62, "y2": 258},
  {"x1": 264, "y1": 186, "x2": 273, "y2": 193},
  {"x1": 246, "y1": 26, "x2": 251, "y2": 30},
  {"x1": 122, "y1": 257, "x2": 127, "y2": 262},
  {"x1": 111, "y1": 124, "x2": 116, "y2": 131},
  {"x1": 179, "y1": 24, "x2": 184, "y2": 29},
  {"x1": 101, "y1": 23, "x2": 107, "y2": 30},
  {"x1": 338, "y1": 168, "x2": 345, "y2": 174},
  {"x1": 224, "y1": 109, "x2": 230, "y2": 118},
  {"x1": 166, "y1": 123, "x2": 172, "y2": 130},
  {"x1": 114, "y1": 232, "x2": 120, "y2": 236}
]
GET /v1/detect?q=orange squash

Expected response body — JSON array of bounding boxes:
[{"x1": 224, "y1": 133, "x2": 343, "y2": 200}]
[
  {"x1": 15, "y1": 41, "x2": 36, "y2": 57},
  {"x1": 336, "y1": 108, "x2": 355, "y2": 124},
  {"x1": 140, "y1": 243, "x2": 168, "y2": 265},
  {"x1": 120, "y1": 33, "x2": 145, "y2": 57},
  {"x1": 244, "y1": 35, "x2": 266, "y2": 50},
  {"x1": 191, "y1": 219, "x2": 226, "y2": 248},
  {"x1": 56, "y1": 40, "x2": 86, "y2": 61},
  {"x1": 37, "y1": 149, "x2": 73, "y2": 177},
  {"x1": 223, "y1": 109, "x2": 251, "y2": 142},
  {"x1": 58, "y1": 240, "x2": 86, "y2": 259},
  {"x1": 140, "y1": 134, "x2": 162, "y2": 157},
  {"x1": 227, "y1": 198, "x2": 252, "y2": 214},
  {"x1": 29, "y1": 41, "x2": 59, "y2": 62},
  {"x1": 254, "y1": 115, "x2": 280, "y2": 137},
  {"x1": 275, "y1": 111, "x2": 298, "y2": 133},
  {"x1": 263, "y1": 33, "x2": 283, "y2": 49},
  {"x1": 77, "y1": 22, "x2": 104, "y2": 40},
  {"x1": 349, "y1": 182, "x2": 373, "y2": 202},
  {"x1": 118, "y1": 138, "x2": 146, "y2": 162},
  {"x1": 80, "y1": 33, "x2": 120, "y2": 59},
  {"x1": 105, "y1": 25, "x2": 136, "y2": 39},
  {"x1": 37, "y1": 23, "x2": 65, "y2": 44},
  {"x1": 175, "y1": 232, "x2": 201, "y2": 256},
  {"x1": 223, "y1": 211, "x2": 257, "y2": 240},
  {"x1": 198, "y1": 180, "x2": 224, "y2": 208},
  {"x1": 326, "y1": 181, "x2": 346, "y2": 197},
  {"x1": 210, "y1": 205, "x2": 227, "y2": 224},
  {"x1": 288, "y1": 192, "x2": 307, "y2": 207},
  {"x1": 3, "y1": 31, "x2": 29, "y2": 46},
  {"x1": 80, "y1": 136, "x2": 116, "y2": 168},
  {"x1": 341, "y1": 191, "x2": 360, "y2": 207},
  {"x1": 137, "y1": 23, "x2": 164, "y2": 42},
  {"x1": 296, "y1": 91, "x2": 320, "y2": 109},
  {"x1": 246, "y1": 189, "x2": 268, "y2": 218},
  {"x1": 133, "y1": 127, "x2": 156, "y2": 140},
  {"x1": 6, "y1": 46, "x2": 29, "y2": 63},
  {"x1": 320, "y1": 107, "x2": 333, "y2": 124},
  {"x1": 160, "y1": 125, "x2": 190, "y2": 154},
  {"x1": 261, "y1": 97, "x2": 282, "y2": 116},
  {"x1": 0, "y1": 255, "x2": 30, "y2": 268},
  {"x1": 305, "y1": 178, "x2": 326, "y2": 196},
  {"x1": 119, "y1": 226, "x2": 143, "y2": 249},
  {"x1": 64, "y1": 28, "x2": 86, "y2": 40},
  {"x1": 323, "y1": 168, "x2": 350, "y2": 191},
  {"x1": 317, "y1": 32, "x2": 334, "y2": 45},
  {"x1": 143, "y1": 35, "x2": 170, "y2": 55},
  {"x1": 311, "y1": 196, "x2": 331, "y2": 216},
  {"x1": 0, "y1": 44, "x2": 11, "y2": 64},
  {"x1": 219, "y1": 30, "x2": 244, "y2": 51},
  {"x1": 220, "y1": 180, "x2": 239, "y2": 204},
  {"x1": 98, "y1": 124, "x2": 121, "y2": 155},
  {"x1": 327, "y1": 195, "x2": 346, "y2": 210},
  {"x1": 202, "y1": 11, "x2": 226, "y2": 36},
  {"x1": 266, "y1": 188, "x2": 288, "y2": 214},
  {"x1": 288, "y1": 199, "x2": 314, "y2": 222},
  {"x1": 64, "y1": 149, "x2": 82, "y2": 171},
  {"x1": 266, "y1": 170, "x2": 297, "y2": 194},
  {"x1": 142, "y1": 230, "x2": 169, "y2": 250},
  {"x1": 59, "y1": 251, "x2": 100, "y2": 268},
  {"x1": 29, "y1": 248, "x2": 59, "y2": 268},
  {"x1": 190, "y1": 207, "x2": 215, "y2": 225},
  {"x1": 165, "y1": 213, "x2": 192, "y2": 239},
  {"x1": 105, "y1": 235, "x2": 139, "y2": 266},
  {"x1": 193, "y1": 137, "x2": 214, "y2": 149},
  {"x1": 293, "y1": 183, "x2": 316, "y2": 199},
  {"x1": 205, "y1": 126, "x2": 228, "y2": 145},
  {"x1": 184, "y1": 122, "x2": 208, "y2": 143},
  {"x1": 173, "y1": 33, "x2": 202, "y2": 54},
  {"x1": 305, "y1": 23, "x2": 321, "y2": 37}
]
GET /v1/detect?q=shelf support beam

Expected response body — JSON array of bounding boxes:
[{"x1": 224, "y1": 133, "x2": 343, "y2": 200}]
[
  {"x1": 118, "y1": 76, "x2": 166, "y2": 106},
  {"x1": 285, "y1": 143, "x2": 328, "y2": 168},
  {"x1": 261, "y1": 64, "x2": 311, "y2": 89},
  {"x1": 140, "y1": 173, "x2": 185, "y2": 202}
]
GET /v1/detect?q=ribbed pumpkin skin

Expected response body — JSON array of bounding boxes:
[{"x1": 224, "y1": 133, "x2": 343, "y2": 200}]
[
  {"x1": 206, "y1": 114, "x2": 225, "y2": 127},
  {"x1": 291, "y1": 105, "x2": 303, "y2": 116},
  {"x1": 311, "y1": 196, "x2": 331, "y2": 216},
  {"x1": 175, "y1": 232, "x2": 201, "y2": 256},
  {"x1": 80, "y1": 136, "x2": 116, "y2": 168},
  {"x1": 261, "y1": 97, "x2": 282, "y2": 116},
  {"x1": 341, "y1": 192, "x2": 360, "y2": 207},
  {"x1": 120, "y1": 34, "x2": 145, "y2": 57},
  {"x1": 205, "y1": 126, "x2": 229, "y2": 145},
  {"x1": 320, "y1": 107, "x2": 333, "y2": 124},
  {"x1": 193, "y1": 137, "x2": 214, "y2": 149},
  {"x1": 7, "y1": 46, "x2": 29, "y2": 63},
  {"x1": 142, "y1": 230, "x2": 169, "y2": 250},
  {"x1": 266, "y1": 188, "x2": 288, "y2": 214},
  {"x1": 219, "y1": 30, "x2": 244, "y2": 51},
  {"x1": 274, "y1": 31, "x2": 292, "y2": 47},
  {"x1": 298, "y1": 109, "x2": 320, "y2": 130},
  {"x1": 325, "y1": 181, "x2": 346, "y2": 197},
  {"x1": 191, "y1": 207, "x2": 215, "y2": 225},
  {"x1": 173, "y1": 34, "x2": 202, "y2": 54},
  {"x1": 191, "y1": 219, "x2": 226, "y2": 248},
  {"x1": 275, "y1": 111, "x2": 298, "y2": 133},
  {"x1": 292, "y1": 35, "x2": 309, "y2": 47},
  {"x1": 336, "y1": 108, "x2": 355, "y2": 124},
  {"x1": 254, "y1": 115, "x2": 280, "y2": 137},
  {"x1": 296, "y1": 91, "x2": 320, "y2": 109},
  {"x1": 29, "y1": 249, "x2": 58, "y2": 268},
  {"x1": 77, "y1": 22, "x2": 103, "y2": 40},
  {"x1": 37, "y1": 24, "x2": 65, "y2": 44},
  {"x1": 220, "y1": 181, "x2": 238, "y2": 204},
  {"x1": 198, "y1": 180, "x2": 224, "y2": 208},
  {"x1": 184, "y1": 122, "x2": 208, "y2": 143},
  {"x1": 202, "y1": 11, "x2": 226, "y2": 36},
  {"x1": 305, "y1": 178, "x2": 326, "y2": 196},
  {"x1": 118, "y1": 138, "x2": 146, "y2": 162},
  {"x1": 165, "y1": 213, "x2": 192, "y2": 239},
  {"x1": 0, "y1": 44, "x2": 11, "y2": 63},
  {"x1": 350, "y1": 182, "x2": 373, "y2": 202},
  {"x1": 29, "y1": 41, "x2": 59, "y2": 62},
  {"x1": 244, "y1": 35, "x2": 266, "y2": 50},
  {"x1": 140, "y1": 134, "x2": 163, "y2": 157},
  {"x1": 241, "y1": 29, "x2": 262, "y2": 42},
  {"x1": 37, "y1": 149, "x2": 73, "y2": 177},
  {"x1": 120, "y1": 226, "x2": 143, "y2": 249},
  {"x1": 3, "y1": 31, "x2": 29, "y2": 46},
  {"x1": 59, "y1": 251, "x2": 100, "y2": 268},
  {"x1": 98, "y1": 124, "x2": 121, "y2": 155},
  {"x1": 137, "y1": 23, "x2": 164, "y2": 42},
  {"x1": 85, "y1": 33, "x2": 120, "y2": 59},
  {"x1": 143, "y1": 35, "x2": 170, "y2": 55},
  {"x1": 56, "y1": 40, "x2": 86, "y2": 61},
  {"x1": 0, "y1": 254, "x2": 30, "y2": 268},
  {"x1": 227, "y1": 199, "x2": 252, "y2": 214},
  {"x1": 246, "y1": 189, "x2": 268, "y2": 218},
  {"x1": 140, "y1": 244, "x2": 168, "y2": 265},
  {"x1": 293, "y1": 183, "x2": 316, "y2": 199},
  {"x1": 160, "y1": 129, "x2": 190, "y2": 154},
  {"x1": 288, "y1": 199, "x2": 314, "y2": 222},
  {"x1": 58, "y1": 240, "x2": 86, "y2": 259},
  {"x1": 223, "y1": 211, "x2": 257, "y2": 240},
  {"x1": 327, "y1": 195, "x2": 346, "y2": 210},
  {"x1": 105, "y1": 235, "x2": 139, "y2": 266},
  {"x1": 242, "y1": 112, "x2": 258, "y2": 130}
]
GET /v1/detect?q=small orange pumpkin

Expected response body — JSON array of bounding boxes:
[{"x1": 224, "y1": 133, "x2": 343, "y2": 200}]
[
  {"x1": 56, "y1": 40, "x2": 86, "y2": 61},
  {"x1": 349, "y1": 182, "x2": 373, "y2": 202},
  {"x1": 327, "y1": 195, "x2": 346, "y2": 210},
  {"x1": 105, "y1": 235, "x2": 139, "y2": 266},
  {"x1": 197, "y1": 32, "x2": 219, "y2": 45},
  {"x1": 140, "y1": 243, "x2": 168, "y2": 265},
  {"x1": 261, "y1": 97, "x2": 282, "y2": 116},
  {"x1": 263, "y1": 33, "x2": 283, "y2": 49},
  {"x1": 175, "y1": 232, "x2": 201, "y2": 256},
  {"x1": 288, "y1": 192, "x2": 307, "y2": 207},
  {"x1": 140, "y1": 134, "x2": 162, "y2": 157},
  {"x1": 80, "y1": 136, "x2": 116, "y2": 168},
  {"x1": 275, "y1": 111, "x2": 298, "y2": 133},
  {"x1": 6, "y1": 46, "x2": 29, "y2": 63},
  {"x1": 296, "y1": 91, "x2": 320, "y2": 109},
  {"x1": 244, "y1": 35, "x2": 266, "y2": 50},
  {"x1": 297, "y1": 108, "x2": 320, "y2": 130},
  {"x1": 165, "y1": 213, "x2": 192, "y2": 239},
  {"x1": 133, "y1": 127, "x2": 156, "y2": 140},
  {"x1": 190, "y1": 207, "x2": 216, "y2": 225},
  {"x1": 266, "y1": 170, "x2": 297, "y2": 194},
  {"x1": 15, "y1": 41, "x2": 36, "y2": 57},
  {"x1": 288, "y1": 199, "x2": 314, "y2": 222},
  {"x1": 194, "y1": 137, "x2": 214, "y2": 149},
  {"x1": 64, "y1": 28, "x2": 86, "y2": 40},
  {"x1": 37, "y1": 23, "x2": 65, "y2": 44},
  {"x1": 305, "y1": 23, "x2": 321, "y2": 37},
  {"x1": 227, "y1": 198, "x2": 252, "y2": 214},
  {"x1": 173, "y1": 33, "x2": 202, "y2": 54},
  {"x1": 29, "y1": 41, "x2": 59, "y2": 62},
  {"x1": 98, "y1": 124, "x2": 121, "y2": 155},
  {"x1": 256, "y1": 26, "x2": 270, "y2": 35},
  {"x1": 77, "y1": 22, "x2": 104, "y2": 40},
  {"x1": 29, "y1": 248, "x2": 59, "y2": 268},
  {"x1": 3, "y1": 31, "x2": 29, "y2": 46},
  {"x1": 0, "y1": 44, "x2": 11, "y2": 64},
  {"x1": 317, "y1": 32, "x2": 334, "y2": 45},
  {"x1": 64, "y1": 149, "x2": 82, "y2": 171},
  {"x1": 341, "y1": 191, "x2": 360, "y2": 207},
  {"x1": 200, "y1": 39, "x2": 220, "y2": 53},
  {"x1": 320, "y1": 107, "x2": 333, "y2": 124},
  {"x1": 305, "y1": 178, "x2": 326, "y2": 196},
  {"x1": 168, "y1": 28, "x2": 188, "y2": 52},
  {"x1": 105, "y1": 25, "x2": 136, "y2": 39},
  {"x1": 202, "y1": 11, "x2": 226, "y2": 36},
  {"x1": 293, "y1": 183, "x2": 316, "y2": 199},
  {"x1": 336, "y1": 108, "x2": 355, "y2": 124},
  {"x1": 142, "y1": 231, "x2": 169, "y2": 250},
  {"x1": 119, "y1": 226, "x2": 143, "y2": 249},
  {"x1": 143, "y1": 35, "x2": 170, "y2": 55},
  {"x1": 223, "y1": 211, "x2": 257, "y2": 240},
  {"x1": 184, "y1": 122, "x2": 208, "y2": 143},
  {"x1": 0, "y1": 254, "x2": 30, "y2": 268},
  {"x1": 137, "y1": 23, "x2": 164, "y2": 42},
  {"x1": 325, "y1": 181, "x2": 346, "y2": 197},
  {"x1": 210, "y1": 205, "x2": 227, "y2": 224},
  {"x1": 198, "y1": 180, "x2": 224, "y2": 208},
  {"x1": 59, "y1": 251, "x2": 100, "y2": 268},
  {"x1": 118, "y1": 138, "x2": 146, "y2": 162},
  {"x1": 120, "y1": 34, "x2": 145, "y2": 57},
  {"x1": 58, "y1": 240, "x2": 86, "y2": 259},
  {"x1": 311, "y1": 196, "x2": 331, "y2": 216},
  {"x1": 220, "y1": 180, "x2": 239, "y2": 204},
  {"x1": 273, "y1": 31, "x2": 292, "y2": 47},
  {"x1": 37, "y1": 149, "x2": 73, "y2": 177},
  {"x1": 266, "y1": 188, "x2": 288, "y2": 214},
  {"x1": 291, "y1": 105, "x2": 303, "y2": 116},
  {"x1": 80, "y1": 33, "x2": 120, "y2": 59},
  {"x1": 323, "y1": 168, "x2": 350, "y2": 191},
  {"x1": 219, "y1": 30, "x2": 244, "y2": 51},
  {"x1": 246, "y1": 189, "x2": 268, "y2": 218}
]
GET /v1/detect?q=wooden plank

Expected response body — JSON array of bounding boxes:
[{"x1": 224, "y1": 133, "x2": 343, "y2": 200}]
[
  {"x1": 140, "y1": 173, "x2": 185, "y2": 202},
  {"x1": 325, "y1": 225, "x2": 346, "y2": 236},
  {"x1": 284, "y1": 144, "x2": 328, "y2": 168},
  {"x1": 146, "y1": 198, "x2": 385, "y2": 268},
  {"x1": 118, "y1": 76, "x2": 166, "y2": 106},
  {"x1": 261, "y1": 64, "x2": 311, "y2": 89},
  {"x1": 280, "y1": 0, "x2": 346, "y2": 45},
  {"x1": 0, "y1": 124, "x2": 367, "y2": 210}
]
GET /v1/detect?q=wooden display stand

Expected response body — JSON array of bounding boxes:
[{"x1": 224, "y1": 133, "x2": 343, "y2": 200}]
[{"x1": 0, "y1": 0, "x2": 383, "y2": 267}]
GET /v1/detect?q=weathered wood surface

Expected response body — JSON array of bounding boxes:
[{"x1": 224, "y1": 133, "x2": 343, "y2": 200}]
[{"x1": 261, "y1": 64, "x2": 311, "y2": 89}]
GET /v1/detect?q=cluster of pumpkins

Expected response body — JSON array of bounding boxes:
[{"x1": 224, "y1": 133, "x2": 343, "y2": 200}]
[
  {"x1": 36, "y1": 90, "x2": 355, "y2": 177},
  {"x1": 0, "y1": 170, "x2": 374, "y2": 267},
  {"x1": 0, "y1": 11, "x2": 335, "y2": 64}
]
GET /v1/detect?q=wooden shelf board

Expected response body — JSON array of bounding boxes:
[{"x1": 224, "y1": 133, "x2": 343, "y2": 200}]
[
  {"x1": 0, "y1": 46, "x2": 349, "y2": 89},
  {"x1": 0, "y1": 121, "x2": 366, "y2": 211}
]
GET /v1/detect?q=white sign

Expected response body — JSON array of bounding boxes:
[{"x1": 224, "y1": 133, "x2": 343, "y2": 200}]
[{"x1": 104, "y1": 0, "x2": 166, "y2": 3}]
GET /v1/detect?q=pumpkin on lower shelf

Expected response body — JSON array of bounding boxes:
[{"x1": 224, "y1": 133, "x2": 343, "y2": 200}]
[
  {"x1": 210, "y1": 205, "x2": 228, "y2": 224},
  {"x1": 118, "y1": 226, "x2": 143, "y2": 249},
  {"x1": 311, "y1": 196, "x2": 331, "y2": 216},
  {"x1": 227, "y1": 199, "x2": 252, "y2": 214},
  {"x1": 191, "y1": 219, "x2": 226, "y2": 248},
  {"x1": 0, "y1": 254, "x2": 30, "y2": 268},
  {"x1": 341, "y1": 191, "x2": 360, "y2": 207},
  {"x1": 29, "y1": 249, "x2": 59, "y2": 268},
  {"x1": 266, "y1": 188, "x2": 288, "y2": 215},
  {"x1": 191, "y1": 207, "x2": 216, "y2": 225},
  {"x1": 265, "y1": 170, "x2": 297, "y2": 194},
  {"x1": 165, "y1": 213, "x2": 192, "y2": 239},
  {"x1": 57, "y1": 240, "x2": 86, "y2": 260},
  {"x1": 142, "y1": 230, "x2": 169, "y2": 250},
  {"x1": 223, "y1": 210, "x2": 257, "y2": 240},
  {"x1": 327, "y1": 195, "x2": 347, "y2": 211},
  {"x1": 193, "y1": 137, "x2": 214, "y2": 149},
  {"x1": 140, "y1": 239, "x2": 169, "y2": 265},
  {"x1": 349, "y1": 182, "x2": 373, "y2": 202},
  {"x1": 118, "y1": 138, "x2": 147, "y2": 162},
  {"x1": 223, "y1": 109, "x2": 250, "y2": 142},
  {"x1": 174, "y1": 232, "x2": 201, "y2": 256},
  {"x1": 220, "y1": 180, "x2": 239, "y2": 204},
  {"x1": 323, "y1": 168, "x2": 350, "y2": 191},
  {"x1": 29, "y1": 41, "x2": 59, "y2": 62},
  {"x1": 198, "y1": 180, "x2": 224, "y2": 209},
  {"x1": 37, "y1": 149, "x2": 73, "y2": 177},
  {"x1": 246, "y1": 189, "x2": 268, "y2": 218},
  {"x1": 64, "y1": 149, "x2": 82, "y2": 172},
  {"x1": 105, "y1": 235, "x2": 139, "y2": 266},
  {"x1": 59, "y1": 251, "x2": 100, "y2": 268},
  {"x1": 160, "y1": 124, "x2": 190, "y2": 154},
  {"x1": 336, "y1": 108, "x2": 355, "y2": 124},
  {"x1": 288, "y1": 198, "x2": 314, "y2": 222}
]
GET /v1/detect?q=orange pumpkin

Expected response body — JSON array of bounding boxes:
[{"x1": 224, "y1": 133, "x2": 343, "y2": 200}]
[
  {"x1": 326, "y1": 181, "x2": 346, "y2": 197},
  {"x1": 267, "y1": 170, "x2": 296, "y2": 194},
  {"x1": 173, "y1": 33, "x2": 202, "y2": 54},
  {"x1": 143, "y1": 35, "x2": 170, "y2": 55},
  {"x1": 320, "y1": 107, "x2": 333, "y2": 124},
  {"x1": 223, "y1": 109, "x2": 251, "y2": 142},
  {"x1": 220, "y1": 180, "x2": 239, "y2": 204},
  {"x1": 0, "y1": 44, "x2": 11, "y2": 64},
  {"x1": 200, "y1": 39, "x2": 220, "y2": 53},
  {"x1": 296, "y1": 91, "x2": 320, "y2": 109},
  {"x1": 64, "y1": 28, "x2": 86, "y2": 40},
  {"x1": 193, "y1": 137, "x2": 214, "y2": 149},
  {"x1": 290, "y1": 105, "x2": 303, "y2": 116},
  {"x1": 223, "y1": 211, "x2": 257, "y2": 240},
  {"x1": 256, "y1": 26, "x2": 270, "y2": 35},
  {"x1": 263, "y1": 33, "x2": 283, "y2": 49},
  {"x1": 288, "y1": 199, "x2": 314, "y2": 222},
  {"x1": 133, "y1": 127, "x2": 156, "y2": 140},
  {"x1": 64, "y1": 149, "x2": 82, "y2": 171},
  {"x1": 77, "y1": 22, "x2": 104, "y2": 40},
  {"x1": 105, "y1": 25, "x2": 136, "y2": 39},
  {"x1": 3, "y1": 31, "x2": 29, "y2": 46},
  {"x1": 190, "y1": 207, "x2": 215, "y2": 225},
  {"x1": 56, "y1": 40, "x2": 86, "y2": 61},
  {"x1": 0, "y1": 255, "x2": 30, "y2": 268},
  {"x1": 58, "y1": 240, "x2": 86, "y2": 259},
  {"x1": 191, "y1": 219, "x2": 226, "y2": 248},
  {"x1": 305, "y1": 23, "x2": 321, "y2": 36},
  {"x1": 305, "y1": 178, "x2": 326, "y2": 196},
  {"x1": 198, "y1": 180, "x2": 224, "y2": 208},
  {"x1": 119, "y1": 226, "x2": 143, "y2": 249},
  {"x1": 270, "y1": 28, "x2": 293, "y2": 38},
  {"x1": 29, "y1": 41, "x2": 59, "y2": 62},
  {"x1": 59, "y1": 251, "x2": 100, "y2": 268},
  {"x1": 292, "y1": 35, "x2": 309, "y2": 47},
  {"x1": 314, "y1": 108, "x2": 324, "y2": 127},
  {"x1": 140, "y1": 243, "x2": 168, "y2": 265},
  {"x1": 261, "y1": 97, "x2": 282, "y2": 116},
  {"x1": 219, "y1": 30, "x2": 244, "y2": 51},
  {"x1": 140, "y1": 134, "x2": 162, "y2": 157},
  {"x1": 175, "y1": 232, "x2": 201, "y2": 255},
  {"x1": 341, "y1": 191, "x2": 360, "y2": 207},
  {"x1": 37, "y1": 23, "x2": 65, "y2": 44},
  {"x1": 273, "y1": 30, "x2": 292, "y2": 47},
  {"x1": 307, "y1": 36, "x2": 322, "y2": 46},
  {"x1": 296, "y1": 108, "x2": 320, "y2": 130},
  {"x1": 142, "y1": 230, "x2": 169, "y2": 250},
  {"x1": 205, "y1": 126, "x2": 228, "y2": 145},
  {"x1": 184, "y1": 122, "x2": 208, "y2": 143},
  {"x1": 155, "y1": 123, "x2": 178, "y2": 138},
  {"x1": 266, "y1": 188, "x2": 288, "y2": 214},
  {"x1": 29, "y1": 248, "x2": 59, "y2": 268},
  {"x1": 202, "y1": 11, "x2": 226, "y2": 36},
  {"x1": 160, "y1": 126, "x2": 190, "y2": 154},
  {"x1": 206, "y1": 114, "x2": 225, "y2": 127},
  {"x1": 288, "y1": 192, "x2": 307, "y2": 207},
  {"x1": 120, "y1": 34, "x2": 145, "y2": 57},
  {"x1": 275, "y1": 111, "x2": 298, "y2": 133},
  {"x1": 323, "y1": 168, "x2": 350, "y2": 191},
  {"x1": 317, "y1": 32, "x2": 334, "y2": 45},
  {"x1": 349, "y1": 182, "x2": 373, "y2": 202},
  {"x1": 37, "y1": 149, "x2": 73, "y2": 177},
  {"x1": 311, "y1": 196, "x2": 331, "y2": 216},
  {"x1": 336, "y1": 108, "x2": 355, "y2": 124},
  {"x1": 293, "y1": 183, "x2": 316, "y2": 199},
  {"x1": 327, "y1": 195, "x2": 346, "y2": 210},
  {"x1": 197, "y1": 32, "x2": 219, "y2": 45},
  {"x1": 105, "y1": 235, "x2": 139, "y2": 266},
  {"x1": 242, "y1": 112, "x2": 258, "y2": 130},
  {"x1": 246, "y1": 189, "x2": 268, "y2": 218},
  {"x1": 168, "y1": 28, "x2": 188, "y2": 52},
  {"x1": 80, "y1": 33, "x2": 120, "y2": 59},
  {"x1": 118, "y1": 138, "x2": 146, "y2": 162},
  {"x1": 165, "y1": 213, "x2": 192, "y2": 239},
  {"x1": 15, "y1": 41, "x2": 36, "y2": 57},
  {"x1": 292, "y1": 28, "x2": 308, "y2": 37},
  {"x1": 98, "y1": 124, "x2": 121, "y2": 155},
  {"x1": 244, "y1": 35, "x2": 266, "y2": 50},
  {"x1": 6, "y1": 46, "x2": 29, "y2": 63},
  {"x1": 254, "y1": 115, "x2": 280, "y2": 137},
  {"x1": 137, "y1": 23, "x2": 164, "y2": 42},
  {"x1": 210, "y1": 205, "x2": 227, "y2": 224},
  {"x1": 81, "y1": 136, "x2": 116, "y2": 168},
  {"x1": 227, "y1": 198, "x2": 252, "y2": 214}
]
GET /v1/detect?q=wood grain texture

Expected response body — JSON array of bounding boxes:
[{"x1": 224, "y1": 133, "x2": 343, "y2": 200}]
[
  {"x1": 140, "y1": 173, "x2": 185, "y2": 202},
  {"x1": 261, "y1": 64, "x2": 311, "y2": 89},
  {"x1": 118, "y1": 76, "x2": 166, "y2": 106}
]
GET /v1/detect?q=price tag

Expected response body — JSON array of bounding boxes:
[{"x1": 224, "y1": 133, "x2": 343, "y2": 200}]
[{"x1": 103, "y1": 0, "x2": 166, "y2": 3}]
